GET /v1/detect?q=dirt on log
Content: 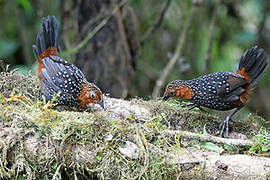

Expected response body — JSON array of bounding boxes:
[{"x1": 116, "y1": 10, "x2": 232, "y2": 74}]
[{"x1": 0, "y1": 72, "x2": 269, "y2": 179}]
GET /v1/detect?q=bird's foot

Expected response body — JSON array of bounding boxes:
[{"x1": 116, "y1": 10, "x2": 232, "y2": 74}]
[{"x1": 219, "y1": 116, "x2": 230, "y2": 137}]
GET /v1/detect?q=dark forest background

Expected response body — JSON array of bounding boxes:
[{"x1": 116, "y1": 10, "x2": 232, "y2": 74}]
[{"x1": 1, "y1": 0, "x2": 270, "y2": 120}]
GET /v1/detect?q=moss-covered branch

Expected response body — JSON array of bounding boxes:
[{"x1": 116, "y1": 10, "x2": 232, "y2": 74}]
[
  {"x1": 0, "y1": 72, "x2": 269, "y2": 179},
  {"x1": 162, "y1": 130, "x2": 253, "y2": 147}
]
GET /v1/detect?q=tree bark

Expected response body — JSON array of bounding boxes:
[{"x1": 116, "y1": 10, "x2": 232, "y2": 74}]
[{"x1": 61, "y1": 0, "x2": 139, "y2": 98}]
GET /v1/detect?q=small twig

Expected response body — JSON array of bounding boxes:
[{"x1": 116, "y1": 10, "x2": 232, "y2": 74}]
[
  {"x1": 152, "y1": 4, "x2": 197, "y2": 99},
  {"x1": 109, "y1": 147, "x2": 129, "y2": 164},
  {"x1": 115, "y1": 6, "x2": 132, "y2": 61},
  {"x1": 138, "y1": 130, "x2": 150, "y2": 179},
  {"x1": 161, "y1": 130, "x2": 253, "y2": 147},
  {"x1": 59, "y1": 130, "x2": 74, "y2": 157},
  {"x1": 62, "y1": 0, "x2": 128, "y2": 56},
  {"x1": 148, "y1": 143, "x2": 201, "y2": 165},
  {"x1": 73, "y1": 169, "x2": 78, "y2": 180},
  {"x1": 52, "y1": 163, "x2": 62, "y2": 180},
  {"x1": 175, "y1": 161, "x2": 201, "y2": 166},
  {"x1": 204, "y1": 1, "x2": 222, "y2": 73},
  {"x1": 141, "y1": 0, "x2": 172, "y2": 45}
]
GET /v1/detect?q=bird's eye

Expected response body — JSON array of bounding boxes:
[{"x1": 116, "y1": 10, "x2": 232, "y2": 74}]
[
  {"x1": 90, "y1": 92, "x2": 97, "y2": 99},
  {"x1": 169, "y1": 90, "x2": 175, "y2": 96}
]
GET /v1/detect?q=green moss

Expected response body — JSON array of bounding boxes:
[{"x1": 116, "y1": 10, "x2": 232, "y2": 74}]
[
  {"x1": 0, "y1": 71, "x2": 268, "y2": 179},
  {"x1": 0, "y1": 72, "x2": 181, "y2": 179}
]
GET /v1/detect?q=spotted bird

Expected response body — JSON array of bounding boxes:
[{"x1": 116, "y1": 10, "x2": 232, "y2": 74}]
[
  {"x1": 33, "y1": 16, "x2": 104, "y2": 109},
  {"x1": 163, "y1": 46, "x2": 267, "y2": 136}
]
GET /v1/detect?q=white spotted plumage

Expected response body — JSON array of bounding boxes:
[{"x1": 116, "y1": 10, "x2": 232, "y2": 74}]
[
  {"x1": 41, "y1": 55, "x2": 100, "y2": 107},
  {"x1": 169, "y1": 72, "x2": 247, "y2": 110}
]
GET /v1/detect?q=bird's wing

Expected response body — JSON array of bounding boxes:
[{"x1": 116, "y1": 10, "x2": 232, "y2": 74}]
[
  {"x1": 41, "y1": 56, "x2": 87, "y2": 96},
  {"x1": 216, "y1": 74, "x2": 249, "y2": 102}
]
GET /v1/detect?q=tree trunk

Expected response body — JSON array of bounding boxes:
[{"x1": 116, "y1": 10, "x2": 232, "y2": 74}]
[{"x1": 61, "y1": 0, "x2": 139, "y2": 98}]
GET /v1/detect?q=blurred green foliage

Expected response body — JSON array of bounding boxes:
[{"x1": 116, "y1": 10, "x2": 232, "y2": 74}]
[
  {"x1": 18, "y1": 0, "x2": 32, "y2": 12},
  {"x1": 0, "y1": 39, "x2": 19, "y2": 57}
]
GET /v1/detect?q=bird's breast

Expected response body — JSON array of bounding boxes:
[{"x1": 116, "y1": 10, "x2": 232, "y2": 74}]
[{"x1": 175, "y1": 85, "x2": 194, "y2": 99}]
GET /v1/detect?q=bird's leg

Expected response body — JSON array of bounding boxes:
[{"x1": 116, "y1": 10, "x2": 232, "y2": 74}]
[
  {"x1": 186, "y1": 105, "x2": 198, "y2": 111},
  {"x1": 179, "y1": 102, "x2": 197, "y2": 112},
  {"x1": 197, "y1": 106, "x2": 207, "y2": 112},
  {"x1": 180, "y1": 102, "x2": 208, "y2": 112},
  {"x1": 186, "y1": 105, "x2": 207, "y2": 112},
  {"x1": 219, "y1": 106, "x2": 243, "y2": 137}
]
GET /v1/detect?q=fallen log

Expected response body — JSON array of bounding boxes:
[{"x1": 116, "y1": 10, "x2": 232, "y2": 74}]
[{"x1": 0, "y1": 73, "x2": 269, "y2": 179}]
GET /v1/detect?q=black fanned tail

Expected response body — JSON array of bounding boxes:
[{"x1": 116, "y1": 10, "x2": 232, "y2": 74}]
[
  {"x1": 32, "y1": 16, "x2": 60, "y2": 58},
  {"x1": 237, "y1": 46, "x2": 267, "y2": 85}
]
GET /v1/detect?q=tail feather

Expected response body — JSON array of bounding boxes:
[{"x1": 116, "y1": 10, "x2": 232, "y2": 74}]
[
  {"x1": 32, "y1": 16, "x2": 60, "y2": 60},
  {"x1": 254, "y1": 60, "x2": 267, "y2": 81},
  {"x1": 236, "y1": 46, "x2": 267, "y2": 85}
]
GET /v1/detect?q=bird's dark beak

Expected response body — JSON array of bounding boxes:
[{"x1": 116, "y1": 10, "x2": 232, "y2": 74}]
[
  {"x1": 162, "y1": 93, "x2": 169, "y2": 101},
  {"x1": 98, "y1": 98, "x2": 104, "y2": 109}
]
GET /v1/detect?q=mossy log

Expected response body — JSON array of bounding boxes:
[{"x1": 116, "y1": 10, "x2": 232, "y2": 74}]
[{"x1": 0, "y1": 72, "x2": 269, "y2": 179}]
